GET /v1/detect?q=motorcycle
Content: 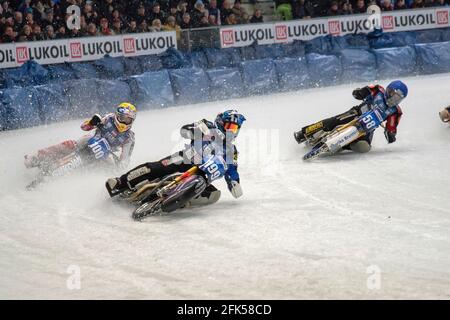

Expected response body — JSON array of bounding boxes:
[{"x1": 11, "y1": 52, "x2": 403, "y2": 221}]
[
  {"x1": 303, "y1": 107, "x2": 385, "y2": 161},
  {"x1": 111, "y1": 155, "x2": 226, "y2": 221},
  {"x1": 27, "y1": 135, "x2": 115, "y2": 189}
]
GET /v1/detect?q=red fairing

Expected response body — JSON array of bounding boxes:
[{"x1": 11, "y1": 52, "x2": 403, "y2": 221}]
[{"x1": 386, "y1": 106, "x2": 403, "y2": 133}]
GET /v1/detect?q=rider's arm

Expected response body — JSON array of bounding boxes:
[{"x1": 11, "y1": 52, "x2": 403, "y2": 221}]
[
  {"x1": 224, "y1": 147, "x2": 242, "y2": 199},
  {"x1": 81, "y1": 114, "x2": 103, "y2": 131},
  {"x1": 352, "y1": 85, "x2": 382, "y2": 101},
  {"x1": 180, "y1": 119, "x2": 216, "y2": 140},
  {"x1": 384, "y1": 106, "x2": 403, "y2": 144}
]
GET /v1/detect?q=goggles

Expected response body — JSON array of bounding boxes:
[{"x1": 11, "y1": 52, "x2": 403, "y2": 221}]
[
  {"x1": 223, "y1": 122, "x2": 240, "y2": 134},
  {"x1": 117, "y1": 113, "x2": 134, "y2": 125},
  {"x1": 386, "y1": 88, "x2": 405, "y2": 107}
]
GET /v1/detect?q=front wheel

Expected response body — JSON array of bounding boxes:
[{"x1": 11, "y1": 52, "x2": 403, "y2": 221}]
[{"x1": 132, "y1": 198, "x2": 164, "y2": 221}]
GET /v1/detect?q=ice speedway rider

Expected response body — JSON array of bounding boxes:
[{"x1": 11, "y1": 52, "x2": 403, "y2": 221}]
[
  {"x1": 294, "y1": 80, "x2": 408, "y2": 153},
  {"x1": 106, "y1": 109, "x2": 246, "y2": 208},
  {"x1": 439, "y1": 105, "x2": 450, "y2": 123},
  {"x1": 24, "y1": 102, "x2": 137, "y2": 169}
]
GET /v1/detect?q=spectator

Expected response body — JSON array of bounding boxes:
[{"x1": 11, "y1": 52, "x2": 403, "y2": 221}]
[
  {"x1": 412, "y1": 0, "x2": 426, "y2": 7},
  {"x1": 97, "y1": 0, "x2": 116, "y2": 20},
  {"x1": 208, "y1": 14, "x2": 218, "y2": 25},
  {"x1": 199, "y1": 14, "x2": 210, "y2": 27},
  {"x1": 232, "y1": 0, "x2": 248, "y2": 23},
  {"x1": 138, "y1": 20, "x2": 149, "y2": 32},
  {"x1": 353, "y1": 0, "x2": 367, "y2": 13},
  {"x1": 293, "y1": 0, "x2": 314, "y2": 19},
  {"x1": 41, "y1": 8, "x2": 57, "y2": 30},
  {"x1": 435, "y1": 0, "x2": 448, "y2": 5},
  {"x1": 111, "y1": 18, "x2": 123, "y2": 34},
  {"x1": 207, "y1": 0, "x2": 221, "y2": 25},
  {"x1": 225, "y1": 12, "x2": 238, "y2": 25},
  {"x1": 424, "y1": 0, "x2": 436, "y2": 6},
  {"x1": 69, "y1": 26, "x2": 82, "y2": 38},
  {"x1": 24, "y1": 12, "x2": 34, "y2": 26},
  {"x1": 190, "y1": 0, "x2": 206, "y2": 28},
  {"x1": 327, "y1": 1, "x2": 342, "y2": 15},
  {"x1": 395, "y1": 0, "x2": 409, "y2": 9},
  {"x1": 341, "y1": 1, "x2": 353, "y2": 14},
  {"x1": 13, "y1": 11, "x2": 24, "y2": 33},
  {"x1": 56, "y1": 25, "x2": 67, "y2": 39},
  {"x1": 149, "y1": 3, "x2": 167, "y2": 24},
  {"x1": 134, "y1": 3, "x2": 148, "y2": 25},
  {"x1": 180, "y1": 12, "x2": 192, "y2": 29},
  {"x1": 32, "y1": 1, "x2": 45, "y2": 22},
  {"x1": 44, "y1": 24, "x2": 56, "y2": 39},
  {"x1": 221, "y1": 0, "x2": 233, "y2": 24},
  {"x1": 32, "y1": 24, "x2": 45, "y2": 40},
  {"x1": 83, "y1": 4, "x2": 98, "y2": 25},
  {"x1": 126, "y1": 19, "x2": 139, "y2": 33},
  {"x1": 163, "y1": 15, "x2": 181, "y2": 39},
  {"x1": 99, "y1": 17, "x2": 114, "y2": 35},
  {"x1": 250, "y1": 8, "x2": 264, "y2": 23},
  {"x1": 176, "y1": 1, "x2": 189, "y2": 26},
  {"x1": 381, "y1": 0, "x2": 394, "y2": 10},
  {"x1": 275, "y1": 0, "x2": 294, "y2": 20},
  {"x1": 1, "y1": 25, "x2": 16, "y2": 43},
  {"x1": 150, "y1": 18, "x2": 163, "y2": 31},
  {"x1": 85, "y1": 22, "x2": 98, "y2": 36},
  {"x1": 2, "y1": 2, "x2": 14, "y2": 18}
]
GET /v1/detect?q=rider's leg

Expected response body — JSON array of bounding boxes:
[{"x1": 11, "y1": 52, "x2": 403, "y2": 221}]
[
  {"x1": 106, "y1": 152, "x2": 192, "y2": 195},
  {"x1": 294, "y1": 108, "x2": 359, "y2": 144}
]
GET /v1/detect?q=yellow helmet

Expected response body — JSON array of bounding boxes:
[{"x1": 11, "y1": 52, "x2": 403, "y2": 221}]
[{"x1": 114, "y1": 102, "x2": 137, "y2": 133}]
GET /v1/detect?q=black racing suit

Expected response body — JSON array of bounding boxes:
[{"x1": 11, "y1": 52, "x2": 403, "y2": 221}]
[{"x1": 112, "y1": 119, "x2": 238, "y2": 197}]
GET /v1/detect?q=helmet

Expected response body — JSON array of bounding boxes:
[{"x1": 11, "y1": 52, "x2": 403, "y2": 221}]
[
  {"x1": 115, "y1": 102, "x2": 137, "y2": 133},
  {"x1": 215, "y1": 109, "x2": 246, "y2": 140},
  {"x1": 385, "y1": 80, "x2": 408, "y2": 107},
  {"x1": 439, "y1": 106, "x2": 450, "y2": 123}
]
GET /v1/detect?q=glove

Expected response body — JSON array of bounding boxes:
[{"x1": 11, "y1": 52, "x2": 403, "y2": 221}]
[
  {"x1": 89, "y1": 114, "x2": 102, "y2": 127},
  {"x1": 352, "y1": 87, "x2": 371, "y2": 101},
  {"x1": 228, "y1": 180, "x2": 243, "y2": 199},
  {"x1": 384, "y1": 130, "x2": 396, "y2": 144}
]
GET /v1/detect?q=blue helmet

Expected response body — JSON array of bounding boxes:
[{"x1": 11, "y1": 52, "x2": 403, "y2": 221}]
[
  {"x1": 385, "y1": 80, "x2": 408, "y2": 107},
  {"x1": 215, "y1": 109, "x2": 246, "y2": 140}
]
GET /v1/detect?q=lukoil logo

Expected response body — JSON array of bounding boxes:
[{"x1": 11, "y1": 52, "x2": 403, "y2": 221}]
[
  {"x1": 328, "y1": 20, "x2": 340, "y2": 35},
  {"x1": 222, "y1": 29, "x2": 234, "y2": 45},
  {"x1": 70, "y1": 42, "x2": 82, "y2": 58},
  {"x1": 275, "y1": 25, "x2": 287, "y2": 41},
  {"x1": 382, "y1": 16, "x2": 394, "y2": 30},
  {"x1": 16, "y1": 46, "x2": 29, "y2": 63},
  {"x1": 437, "y1": 10, "x2": 449, "y2": 25},
  {"x1": 123, "y1": 38, "x2": 136, "y2": 54}
]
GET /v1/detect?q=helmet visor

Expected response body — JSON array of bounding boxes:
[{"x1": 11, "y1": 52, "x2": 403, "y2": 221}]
[
  {"x1": 386, "y1": 88, "x2": 405, "y2": 107},
  {"x1": 117, "y1": 113, "x2": 134, "y2": 125},
  {"x1": 223, "y1": 122, "x2": 240, "y2": 134}
]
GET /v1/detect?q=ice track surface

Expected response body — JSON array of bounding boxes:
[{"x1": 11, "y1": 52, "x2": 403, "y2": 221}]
[{"x1": 1, "y1": 74, "x2": 450, "y2": 299}]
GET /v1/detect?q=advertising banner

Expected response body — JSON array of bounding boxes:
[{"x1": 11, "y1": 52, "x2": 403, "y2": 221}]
[
  {"x1": 220, "y1": 7, "x2": 450, "y2": 48},
  {"x1": 0, "y1": 31, "x2": 177, "y2": 69}
]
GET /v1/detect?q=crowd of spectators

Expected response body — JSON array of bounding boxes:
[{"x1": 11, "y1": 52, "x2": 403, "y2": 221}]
[{"x1": 0, "y1": 0, "x2": 448, "y2": 43}]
